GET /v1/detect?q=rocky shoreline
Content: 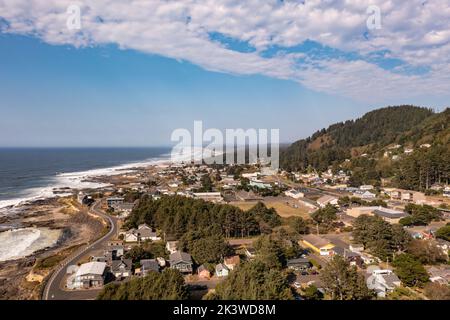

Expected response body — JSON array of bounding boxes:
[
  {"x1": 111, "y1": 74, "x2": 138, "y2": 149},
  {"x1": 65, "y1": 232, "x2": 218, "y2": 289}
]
[{"x1": 0, "y1": 196, "x2": 105, "y2": 300}]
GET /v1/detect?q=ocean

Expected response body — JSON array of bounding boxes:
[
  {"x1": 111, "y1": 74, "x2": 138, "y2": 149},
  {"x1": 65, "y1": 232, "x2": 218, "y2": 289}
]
[{"x1": 0, "y1": 147, "x2": 172, "y2": 210}]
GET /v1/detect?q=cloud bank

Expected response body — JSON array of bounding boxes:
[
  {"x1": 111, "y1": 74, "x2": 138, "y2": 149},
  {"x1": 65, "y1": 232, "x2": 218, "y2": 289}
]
[{"x1": 1, "y1": 0, "x2": 450, "y2": 101}]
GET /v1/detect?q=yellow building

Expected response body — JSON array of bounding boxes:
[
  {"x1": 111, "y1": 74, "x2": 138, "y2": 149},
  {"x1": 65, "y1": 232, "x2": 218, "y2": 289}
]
[{"x1": 301, "y1": 234, "x2": 335, "y2": 256}]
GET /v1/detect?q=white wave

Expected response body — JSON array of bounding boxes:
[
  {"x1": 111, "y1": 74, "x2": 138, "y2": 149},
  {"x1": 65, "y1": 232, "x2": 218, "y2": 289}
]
[
  {"x1": 0, "y1": 147, "x2": 216, "y2": 211},
  {"x1": 0, "y1": 227, "x2": 61, "y2": 262},
  {"x1": 0, "y1": 154, "x2": 170, "y2": 211}
]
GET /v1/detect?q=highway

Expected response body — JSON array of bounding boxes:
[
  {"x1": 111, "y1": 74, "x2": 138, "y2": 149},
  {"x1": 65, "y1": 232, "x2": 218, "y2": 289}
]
[{"x1": 43, "y1": 200, "x2": 118, "y2": 300}]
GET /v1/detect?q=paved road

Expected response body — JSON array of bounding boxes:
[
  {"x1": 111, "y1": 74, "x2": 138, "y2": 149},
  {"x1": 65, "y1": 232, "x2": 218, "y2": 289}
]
[{"x1": 43, "y1": 200, "x2": 118, "y2": 300}]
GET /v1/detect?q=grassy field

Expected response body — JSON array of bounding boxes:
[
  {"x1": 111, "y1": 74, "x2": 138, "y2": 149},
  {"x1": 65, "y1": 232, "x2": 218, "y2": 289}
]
[{"x1": 230, "y1": 199, "x2": 311, "y2": 219}]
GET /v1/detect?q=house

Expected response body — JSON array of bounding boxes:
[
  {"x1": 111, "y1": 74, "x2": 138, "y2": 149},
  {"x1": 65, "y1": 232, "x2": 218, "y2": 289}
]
[
  {"x1": 111, "y1": 259, "x2": 133, "y2": 279},
  {"x1": 361, "y1": 191, "x2": 376, "y2": 199},
  {"x1": 249, "y1": 180, "x2": 272, "y2": 189},
  {"x1": 287, "y1": 258, "x2": 312, "y2": 272},
  {"x1": 137, "y1": 225, "x2": 161, "y2": 241},
  {"x1": 124, "y1": 224, "x2": 161, "y2": 243},
  {"x1": 124, "y1": 230, "x2": 139, "y2": 242},
  {"x1": 166, "y1": 241, "x2": 179, "y2": 254},
  {"x1": 360, "y1": 253, "x2": 378, "y2": 265},
  {"x1": 401, "y1": 192, "x2": 413, "y2": 202},
  {"x1": 67, "y1": 262, "x2": 107, "y2": 290},
  {"x1": 316, "y1": 195, "x2": 338, "y2": 208},
  {"x1": 349, "y1": 244, "x2": 364, "y2": 253},
  {"x1": 244, "y1": 246, "x2": 257, "y2": 259},
  {"x1": 360, "y1": 185, "x2": 374, "y2": 191},
  {"x1": 112, "y1": 203, "x2": 134, "y2": 217},
  {"x1": 346, "y1": 206, "x2": 407, "y2": 223},
  {"x1": 140, "y1": 259, "x2": 160, "y2": 275},
  {"x1": 215, "y1": 263, "x2": 229, "y2": 277},
  {"x1": 169, "y1": 251, "x2": 193, "y2": 274},
  {"x1": 193, "y1": 192, "x2": 224, "y2": 203},
  {"x1": 197, "y1": 265, "x2": 211, "y2": 279},
  {"x1": 105, "y1": 242, "x2": 124, "y2": 261},
  {"x1": 301, "y1": 234, "x2": 335, "y2": 256},
  {"x1": 366, "y1": 269, "x2": 401, "y2": 298},
  {"x1": 372, "y1": 207, "x2": 408, "y2": 223},
  {"x1": 332, "y1": 247, "x2": 363, "y2": 267},
  {"x1": 224, "y1": 255, "x2": 240, "y2": 271},
  {"x1": 107, "y1": 197, "x2": 124, "y2": 208},
  {"x1": 285, "y1": 189, "x2": 305, "y2": 199},
  {"x1": 444, "y1": 187, "x2": 450, "y2": 198}
]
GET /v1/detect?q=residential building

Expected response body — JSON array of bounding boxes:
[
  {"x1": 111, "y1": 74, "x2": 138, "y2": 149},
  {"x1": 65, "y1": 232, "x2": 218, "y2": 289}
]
[
  {"x1": 107, "y1": 197, "x2": 125, "y2": 208},
  {"x1": 332, "y1": 247, "x2": 363, "y2": 267},
  {"x1": 349, "y1": 244, "x2": 364, "y2": 253},
  {"x1": 169, "y1": 251, "x2": 193, "y2": 274},
  {"x1": 286, "y1": 258, "x2": 311, "y2": 272},
  {"x1": 346, "y1": 206, "x2": 408, "y2": 223},
  {"x1": 193, "y1": 192, "x2": 223, "y2": 203},
  {"x1": 301, "y1": 234, "x2": 335, "y2": 256},
  {"x1": 124, "y1": 224, "x2": 161, "y2": 243},
  {"x1": 361, "y1": 191, "x2": 376, "y2": 199},
  {"x1": 360, "y1": 185, "x2": 374, "y2": 191},
  {"x1": 67, "y1": 262, "x2": 107, "y2": 290},
  {"x1": 316, "y1": 195, "x2": 338, "y2": 208},
  {"x1": 140, "y1": 259, "x2": 160, "y2": 275},
  {"x1": 215, "y1": 263, "x2": 229, "y2": 277},
  {"x1": 366, "y1": 269, "x2": 401, "y2": 298},
  {"x1": 249, "y1": 180, "x2": 272, "y2": 189},
  {"x1": 285, "y1": 189, "x2": 305, "y2": 199},
  {"x1": 111, "y1": 259, "x2": 133, "y2": 279}
]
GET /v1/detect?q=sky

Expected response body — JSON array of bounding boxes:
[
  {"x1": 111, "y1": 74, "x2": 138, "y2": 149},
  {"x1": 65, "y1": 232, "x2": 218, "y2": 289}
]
[{"x1": 0, "y1": 0, "x2": 449, "y2": 147}]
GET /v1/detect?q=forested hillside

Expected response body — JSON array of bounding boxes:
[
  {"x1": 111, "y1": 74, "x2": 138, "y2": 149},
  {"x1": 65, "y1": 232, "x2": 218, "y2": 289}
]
[{"x1": 281, "y1": 106, "x2": 450, "y2": 191}]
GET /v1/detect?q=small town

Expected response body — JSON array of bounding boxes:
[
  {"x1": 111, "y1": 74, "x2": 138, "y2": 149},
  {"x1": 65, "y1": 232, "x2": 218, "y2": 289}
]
[{"x1": 40, "y1": 154, "x2": 450, "y2": 301}]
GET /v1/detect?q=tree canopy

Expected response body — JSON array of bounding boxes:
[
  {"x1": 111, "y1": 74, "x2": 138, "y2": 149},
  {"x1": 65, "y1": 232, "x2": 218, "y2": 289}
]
[
  {"x1": 320, "y1": 255, "x2": 374, "y2": 300},
  {"x1": 352, "y1": 215, "x2": 411, "y2": 260},
  {"x1": 97, "y1": 269, "x2": 188, "y2": 300},
  {"x1": 209, "y1": 260, "x2": 293, "y2": 300}
]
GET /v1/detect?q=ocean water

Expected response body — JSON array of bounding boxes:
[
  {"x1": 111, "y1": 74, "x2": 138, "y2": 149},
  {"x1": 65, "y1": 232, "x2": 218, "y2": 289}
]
[{"x1": 0, "y1": 147, "x2": 172, "y2": 210}]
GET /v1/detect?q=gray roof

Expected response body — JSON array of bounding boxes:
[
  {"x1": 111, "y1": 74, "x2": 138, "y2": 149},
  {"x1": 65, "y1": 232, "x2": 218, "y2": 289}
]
[
  {"x1": 140, "y1": 259, "x2": 159, "y2": 273},
  {"x1": 373, "y1": 209, "x2": 407, "y2": 219},
  {"x1": 169, "y1": 251, "x2": 192, "y2": 264},
  {"x1": 111, "y1": 259, "x2": 132, "y2": 272},
  {"x1": 382, "y1": 273, "x2": 401, "y2": 287},
  {"x1": 138, "y1": 228, "x2": 158, "y2": 238}
]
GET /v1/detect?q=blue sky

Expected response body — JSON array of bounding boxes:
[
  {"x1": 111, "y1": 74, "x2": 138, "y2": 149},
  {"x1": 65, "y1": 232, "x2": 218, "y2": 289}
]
[
  {"x1": 0, "y1": 1, "x2": 449, "y2": 147},
  {"x1": 0, "y1": 34, "x2": 363, "y2": 147}
]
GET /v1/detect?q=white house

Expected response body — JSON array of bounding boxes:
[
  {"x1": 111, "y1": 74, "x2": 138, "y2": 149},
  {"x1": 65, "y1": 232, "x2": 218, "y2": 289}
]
[
  {"x1": 366, "y1": 269, "x2": 401, "y2": 298},
  {"x1": 361, "y1": 191, "x2": 376, "y2": 199},
  {"x1": 215, "y1": 263, "x2": 230, "y2": 277},
  {"x1": 285, "y1": 189, "x2": 305, "y2": 199},
  {"x1": 67, "y1": 262, "x2": 107, "y2": 290},
  {"x1": 316, "y1": 195, "x2": 338, "y2": 208}
]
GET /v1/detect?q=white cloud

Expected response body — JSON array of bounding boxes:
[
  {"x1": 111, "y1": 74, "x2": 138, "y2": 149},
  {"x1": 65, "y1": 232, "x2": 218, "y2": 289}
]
[{"x1": 1, "y1": 0, "x2": 450, "y2": 102}]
